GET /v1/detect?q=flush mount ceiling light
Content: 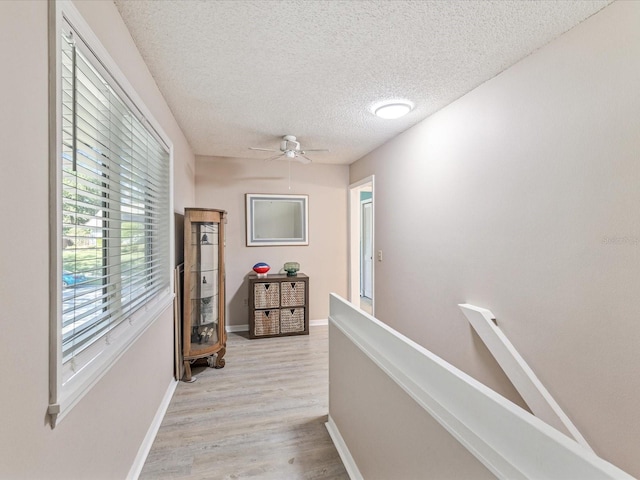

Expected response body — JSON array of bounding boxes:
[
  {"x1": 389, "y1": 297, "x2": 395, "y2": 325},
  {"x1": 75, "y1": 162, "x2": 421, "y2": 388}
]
[{"x1": 373, "y1": 101, "x2": 413, "y2": 119}]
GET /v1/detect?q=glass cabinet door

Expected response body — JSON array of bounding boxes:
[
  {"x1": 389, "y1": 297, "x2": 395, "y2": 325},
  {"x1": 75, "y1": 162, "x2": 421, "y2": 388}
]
[{"x1": 189, "y1": 221, "x2": 220, "y2": 351}]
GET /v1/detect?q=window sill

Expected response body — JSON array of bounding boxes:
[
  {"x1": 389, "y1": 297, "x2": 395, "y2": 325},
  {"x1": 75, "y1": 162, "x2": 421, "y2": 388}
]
[{"x1": 48, "y1": 290, "x2": 174, "y2": 428}]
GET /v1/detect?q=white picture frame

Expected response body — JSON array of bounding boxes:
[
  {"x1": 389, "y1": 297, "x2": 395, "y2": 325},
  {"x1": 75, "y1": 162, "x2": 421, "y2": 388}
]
[{"x1": 246, "y1": 194, "x2": 309, "y2": 246}]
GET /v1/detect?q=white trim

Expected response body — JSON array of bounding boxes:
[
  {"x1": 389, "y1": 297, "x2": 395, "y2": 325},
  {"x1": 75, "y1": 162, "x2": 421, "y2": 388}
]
[
  {"x1": 127, "y1": 379, "x2": 178, "y2": 480},
  {"x1": 245, "y1": 193, "x2": 309, "y2": 246},
  {"x1": 53, "y1": 294, "x2": 174, "y2": 427},
  {"x1": 325, "y1": 415, "x2": 363, "y2": 480},
  {"x1": 226, "y1": 324, "x2": 249, "y2": 333},
  {"x1": 58, "y1": 0, "x2": 172, "y2": 147},
  {"x1": 328, "y1": 294, "x2": 634, "y2": 480},
  {"x1": 225, "y1": 320, "x2": 327, "y2": 333},
  {"x1": 49, "y1": 0, "x2": 175, "y2": 428},
  {"x1": 348, "y1": 176, "x2": 374, "y2": 315},
  {"x1": 459, "y1": 304, "x2": 592, "y2": 451},
  {"x1": 48, "y1": 0, "x2": 63, "y2": 430}
]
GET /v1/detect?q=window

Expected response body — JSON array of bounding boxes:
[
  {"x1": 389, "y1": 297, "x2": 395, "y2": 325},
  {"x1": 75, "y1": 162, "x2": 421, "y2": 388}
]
[{"x1": 49, "y1": 3, "x2": 172, "y2": 427}]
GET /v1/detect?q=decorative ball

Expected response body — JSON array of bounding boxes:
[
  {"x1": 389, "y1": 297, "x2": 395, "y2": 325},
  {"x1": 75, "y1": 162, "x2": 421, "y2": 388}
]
[{"x1": 253, "y1": 262, "x2": 270, "y2": 275}]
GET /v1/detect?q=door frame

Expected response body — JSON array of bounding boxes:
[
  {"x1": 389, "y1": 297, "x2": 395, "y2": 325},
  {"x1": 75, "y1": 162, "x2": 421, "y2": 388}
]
[{"x1": 349, "y1": 175, "x2": 374, "y2": 314}]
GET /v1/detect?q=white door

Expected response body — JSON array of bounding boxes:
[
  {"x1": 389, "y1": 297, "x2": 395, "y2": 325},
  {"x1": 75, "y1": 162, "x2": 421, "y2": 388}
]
[{"x1": 361, "y1": 200, "x2": 373, "y2": 299}]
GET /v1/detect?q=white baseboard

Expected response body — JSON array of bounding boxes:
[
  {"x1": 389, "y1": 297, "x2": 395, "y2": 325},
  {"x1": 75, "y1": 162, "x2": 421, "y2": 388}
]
[
  {"x1": 226, "y1": 319, "x2": 327, "y2": 333},
  {"x1": 226, "y1": 324, "x2": 249, "y2": 333},
  {"x1": 127, "y1": 379, "x2": 178, "y2": 480},
  {"x1": 326, "y1": 415, "x2": 363, "y2": 480}
]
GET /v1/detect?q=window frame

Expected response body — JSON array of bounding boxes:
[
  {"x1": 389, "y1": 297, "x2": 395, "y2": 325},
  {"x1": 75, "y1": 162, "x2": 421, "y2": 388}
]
[{"x1": 48, "y1": 0, "x2": 174, "y2": 428}]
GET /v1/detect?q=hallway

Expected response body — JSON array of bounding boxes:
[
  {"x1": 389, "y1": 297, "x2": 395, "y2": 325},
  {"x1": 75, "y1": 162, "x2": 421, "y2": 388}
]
[{"x1": 140, "y1": 326, "x2": 348, "y2": 479}]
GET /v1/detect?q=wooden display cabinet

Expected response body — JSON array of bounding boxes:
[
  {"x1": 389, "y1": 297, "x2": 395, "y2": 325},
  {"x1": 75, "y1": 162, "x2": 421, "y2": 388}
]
[{"x1": 182, "y1": 208, "x2": 227, "y2": 381}]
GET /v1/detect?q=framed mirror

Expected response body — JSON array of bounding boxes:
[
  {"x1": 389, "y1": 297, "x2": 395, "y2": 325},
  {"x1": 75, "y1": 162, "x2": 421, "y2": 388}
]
[{"x1": 246, "y1": 194, "x2": 309, "y2": 246}]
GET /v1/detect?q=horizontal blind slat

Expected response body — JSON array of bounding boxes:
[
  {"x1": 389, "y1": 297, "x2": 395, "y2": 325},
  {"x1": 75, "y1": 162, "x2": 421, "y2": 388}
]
[{"x1": 60, "y1": 28, "x2": 170, "y2": 366}]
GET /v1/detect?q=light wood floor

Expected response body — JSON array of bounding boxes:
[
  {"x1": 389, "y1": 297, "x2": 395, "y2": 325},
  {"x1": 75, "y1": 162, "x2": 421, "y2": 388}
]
[
  {"x1": 359, "y1": 297, "x2": 373, "y2": 315},
  {"x1": 140, "y1": 326, "x2": 349, "y2": 479}
]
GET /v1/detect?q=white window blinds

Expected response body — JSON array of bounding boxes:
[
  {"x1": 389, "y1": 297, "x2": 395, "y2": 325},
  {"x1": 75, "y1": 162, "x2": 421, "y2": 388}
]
[{"x1": 60, "y1": 24, "x2": 170, "y2": 373}]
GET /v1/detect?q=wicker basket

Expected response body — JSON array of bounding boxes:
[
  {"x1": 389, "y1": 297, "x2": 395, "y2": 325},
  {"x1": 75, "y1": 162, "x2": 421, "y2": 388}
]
[
  {"x1": 254, "y1": 282, "x2": 280, "y2": 309},
  {"x1": 254, "y1": 310, "x2": 280, "y2": 336},
  {"x1": 281, "y1": 281, "x2": 305, "y2": 307},
  {"x1": 280, "y1": 308, "x2": 305, "y2": 333}
]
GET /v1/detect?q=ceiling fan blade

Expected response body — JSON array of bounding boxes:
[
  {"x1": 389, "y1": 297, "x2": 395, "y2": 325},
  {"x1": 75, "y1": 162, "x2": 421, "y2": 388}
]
[
  {"x1": 302, "y1": 149, "x2": 329, "y2": 152},
  {"x1": 297, "y1": 155, "x2": 313, "y2": 164},
  {"x1": 249, "y1": 147, "x2": 279, "y2": 152},
  {"x1": 264, "y1": 153, "x2": 285, "y2": 162}
]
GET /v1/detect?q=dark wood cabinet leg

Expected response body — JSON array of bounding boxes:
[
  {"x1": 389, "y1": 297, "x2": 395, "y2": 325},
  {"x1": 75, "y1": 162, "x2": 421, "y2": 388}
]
[{"x1": 214, "y1": 346, "x2": 226, "y2": 368}]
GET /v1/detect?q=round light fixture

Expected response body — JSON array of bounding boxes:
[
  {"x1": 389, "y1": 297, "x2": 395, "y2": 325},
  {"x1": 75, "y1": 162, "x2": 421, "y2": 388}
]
[{"x1": 374, "y1": 102, "x2": 413, "y2": 119}]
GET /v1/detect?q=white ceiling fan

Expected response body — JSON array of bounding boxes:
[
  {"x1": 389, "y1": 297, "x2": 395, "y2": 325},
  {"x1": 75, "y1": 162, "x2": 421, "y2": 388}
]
[{"x1": 249, "y1": 135, "x2": 329, "y2": 164}]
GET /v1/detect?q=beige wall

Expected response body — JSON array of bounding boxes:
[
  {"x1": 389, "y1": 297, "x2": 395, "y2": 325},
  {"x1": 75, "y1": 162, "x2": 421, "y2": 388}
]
[
  {"x1": 0, "y1": 1, "x2": 194, "y2": 478},
  {"x1": 350, "y1": 1, "x2": 640, "y2": 476},
  {"x1": 195, "y1": 156, "x2": 349, "y2": 325},
  {"x1": 330, "y1": 326, "x2": 496, "y2": 480}
]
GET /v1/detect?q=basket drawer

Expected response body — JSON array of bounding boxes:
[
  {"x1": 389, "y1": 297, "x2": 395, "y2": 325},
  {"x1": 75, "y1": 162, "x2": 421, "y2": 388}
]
[
  {"x1": 281, "y1": 281, "x2": 305, "y2": 307},
  {"x1": 254, "y1": 310, "x2": 280, "y2": 336},
  {"x1": 254, "y1": 282, "x2": 280, "y2": 309},
  {"x1": 280, "y1": 308, "x2": 305, "y2": 333}
]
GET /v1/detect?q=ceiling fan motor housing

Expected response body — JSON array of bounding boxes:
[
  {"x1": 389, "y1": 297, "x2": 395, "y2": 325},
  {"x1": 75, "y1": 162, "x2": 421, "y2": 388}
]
[{"x1": 281, "y1": 135, "x2": 301, "y2": 153}]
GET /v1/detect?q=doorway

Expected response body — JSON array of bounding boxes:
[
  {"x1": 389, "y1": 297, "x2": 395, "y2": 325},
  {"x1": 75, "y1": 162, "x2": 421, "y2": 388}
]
[
  {"x1": 349, "y1": 176, "x2": 374, "y2": 315},
  {"x1": 361, "y1": 199, "x2": 373, "y2": 299}
]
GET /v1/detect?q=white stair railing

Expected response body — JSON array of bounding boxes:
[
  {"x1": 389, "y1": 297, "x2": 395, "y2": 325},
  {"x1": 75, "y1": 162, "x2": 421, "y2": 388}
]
[
  {"x1": 327, "y1": 293, "x2": 633, "y2": 480},
  {"x1": 459, "y1": 304, "x2": 592, "y2": 451}
]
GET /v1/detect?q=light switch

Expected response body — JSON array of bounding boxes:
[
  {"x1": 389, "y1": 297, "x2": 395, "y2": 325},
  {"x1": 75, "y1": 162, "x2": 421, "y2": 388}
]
[{"x1": 377, "y1": 250, "x2": 383, "y2": 262}]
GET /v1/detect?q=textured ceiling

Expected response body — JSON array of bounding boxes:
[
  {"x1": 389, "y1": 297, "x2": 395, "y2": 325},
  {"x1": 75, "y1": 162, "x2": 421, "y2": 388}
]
[{"x1": 114, "y1": 0, "x2": 612, "y2": 165}]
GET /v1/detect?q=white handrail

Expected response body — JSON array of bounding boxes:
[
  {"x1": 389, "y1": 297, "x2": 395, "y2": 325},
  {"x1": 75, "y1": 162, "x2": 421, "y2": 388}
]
[
  {"x1": 328, "y1": 294, "x2": 633, "y2": 480},
  {"x1": 459, "y1": 304, "x2": 592, "y2": 451}
]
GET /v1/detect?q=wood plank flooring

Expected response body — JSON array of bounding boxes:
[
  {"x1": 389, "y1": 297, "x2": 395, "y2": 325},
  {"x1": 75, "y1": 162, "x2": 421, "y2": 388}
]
[{"x1": 140, "y1": 326, "x2": 349, "y2": 479}]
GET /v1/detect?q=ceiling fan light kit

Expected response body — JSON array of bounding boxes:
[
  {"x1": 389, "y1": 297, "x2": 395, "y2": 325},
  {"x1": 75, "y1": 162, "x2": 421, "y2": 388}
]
[{"x1": 374, "y1": 101, "x2": 414, "y2": 119}]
